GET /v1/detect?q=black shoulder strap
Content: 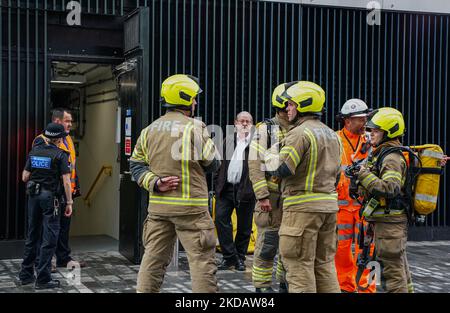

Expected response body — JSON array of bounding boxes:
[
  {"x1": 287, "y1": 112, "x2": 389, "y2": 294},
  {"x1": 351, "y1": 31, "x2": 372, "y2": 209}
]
[
  {"x1": 375, "y1": 145, "x2": 423, "y2": 186},
  {"x1": 375, "y1": 146, "x2": 423, "y2": 224},
  {"x1": 375, "y1": 146, "x2": 412, "y2": 172},
  {"x1": 263, "y1": 118, "x2": 275, "y2": 126},
  {"x1": 263, "y1": 118, "x2": 276, "y2": 148}
]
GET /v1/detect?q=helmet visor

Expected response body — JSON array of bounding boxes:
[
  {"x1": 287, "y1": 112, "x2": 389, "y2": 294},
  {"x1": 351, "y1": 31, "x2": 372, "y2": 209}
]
[{"x1": 365, "y1": 119, "x2": 379, "y2": 131}]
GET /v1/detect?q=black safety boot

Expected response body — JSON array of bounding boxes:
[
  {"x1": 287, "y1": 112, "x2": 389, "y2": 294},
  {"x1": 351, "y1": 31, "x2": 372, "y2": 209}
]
[
  {"x1": 217, "y1": 259, "x2": 236, "y2": 270},
  {"x1": 235, "y1": 258, "x2": 246, "y2": 271},
  {"x1": 35, "y1": 279, "x2": 60, "y2": 290},
  {"x1": 20, "y1": 277, "x2": 36, "y2": 286},
  {"x1": 279, "y1": 282, "x2": 288, "y2": 293}
]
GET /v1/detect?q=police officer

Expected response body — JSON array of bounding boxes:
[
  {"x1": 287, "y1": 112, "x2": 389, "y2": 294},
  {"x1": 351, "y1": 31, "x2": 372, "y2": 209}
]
[
  {"x1": 130, "y1": 74, "x2": 221, "y2": 293},
  {"x1": 32, "y1": 108, "x2": 84, "y2": 272},
  {"x1": 355, "y1": 107, "x2": 410, "y2": 293},
  {"x1": 248, "y1": 82, "x2": 293, "y2": 293},
  {"x1": 264, "y1": 81, "x2": 342, "y2": 293},
  {"x1": 19, "y1": 123, "x2": 73, "y2": 289}
]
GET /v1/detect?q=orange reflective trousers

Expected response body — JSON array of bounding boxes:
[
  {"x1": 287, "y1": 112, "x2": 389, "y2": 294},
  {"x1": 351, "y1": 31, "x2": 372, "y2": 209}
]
[{"x1": 335, "y1": 208, "x2": 376, "y2": 293}]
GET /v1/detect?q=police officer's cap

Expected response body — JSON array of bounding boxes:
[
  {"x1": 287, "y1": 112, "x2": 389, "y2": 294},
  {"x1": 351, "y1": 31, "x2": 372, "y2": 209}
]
[{"x1": 44, "y1": 123, "x2": 67, "y2": 139}]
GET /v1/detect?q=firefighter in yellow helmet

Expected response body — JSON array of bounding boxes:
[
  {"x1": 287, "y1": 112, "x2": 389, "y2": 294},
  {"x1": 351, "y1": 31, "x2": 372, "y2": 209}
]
[
  {"x1": 248, "y1": 82, "x2": 295, "y2": 293},
  {"x1": 264, "y1": 81, "x2": 342, "y2": 293},
  {"x1": 354, "y1": 107, "x2": 412, "y2": 293},
  {"x1": 130, "y1": 74, "x2": 221, "y2": 292}
]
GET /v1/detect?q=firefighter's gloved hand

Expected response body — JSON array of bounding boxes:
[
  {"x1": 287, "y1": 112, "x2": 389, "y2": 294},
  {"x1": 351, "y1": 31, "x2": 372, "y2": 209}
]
[
  {"x1": 156, "y1": 176, "x2": 180, "y2": 192},
  {"x1": 259, "y1": 198, "x2": 272, "y2": 212},
  {"x1": 356, "y1": 165, "x2": 367, "y2": 176}
]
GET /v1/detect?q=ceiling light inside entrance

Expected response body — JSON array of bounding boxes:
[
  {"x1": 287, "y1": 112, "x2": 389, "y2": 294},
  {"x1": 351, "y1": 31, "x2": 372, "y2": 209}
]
[{"x1": 51, "y1": 74, "x2": 86, "y2": 84}]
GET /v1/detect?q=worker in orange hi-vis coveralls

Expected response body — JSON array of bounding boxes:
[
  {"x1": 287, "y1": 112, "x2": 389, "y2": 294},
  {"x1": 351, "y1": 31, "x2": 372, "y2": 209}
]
[{"x1": 335, "y1": 99, "x2": 376, "y2": 293}]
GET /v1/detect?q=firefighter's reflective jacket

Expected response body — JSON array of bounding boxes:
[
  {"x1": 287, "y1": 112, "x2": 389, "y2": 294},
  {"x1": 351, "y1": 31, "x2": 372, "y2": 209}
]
[
  {"x1": 248, "y1": 114, "x2": 290, "y2": 200},
  {"x1": 265, "y1": 116, "x2": 343, "y2": 213},
  {"x1": 358, "y1": 140, "x2": 408, "y2": 223},
  {"x1": 130, "y1": 110, "x2": 221, "y2": 215}
]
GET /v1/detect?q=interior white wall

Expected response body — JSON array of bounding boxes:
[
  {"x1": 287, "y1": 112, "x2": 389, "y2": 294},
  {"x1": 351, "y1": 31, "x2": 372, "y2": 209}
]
[{"x1": 70, "y1": 69, "x2": 120, "y2": 240}]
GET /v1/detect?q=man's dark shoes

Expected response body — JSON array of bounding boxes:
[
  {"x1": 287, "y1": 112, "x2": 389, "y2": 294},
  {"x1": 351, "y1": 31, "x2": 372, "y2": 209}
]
[
  {"x1": 217, "y1": 259, "x2": 236, "y2": 270},
  {"x1": 20, "y1": 277, "x2": 35, "y2": 286},
  {"x1": 35, "y1": 279, "x2": 60, "y2": 290},
  {"x1": 235, "y1": 258, "x2": 246, "y2": 271}
]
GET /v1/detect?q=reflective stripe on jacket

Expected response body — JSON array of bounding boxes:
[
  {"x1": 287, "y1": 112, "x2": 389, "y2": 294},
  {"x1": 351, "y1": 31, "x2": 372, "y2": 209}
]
[
  {"x1": 336, "y1": 128, "x2": 368, "y2": 212},
  {"x1": 358, "y1": 140, "x2": 408, "y2": 222},
  {"x1": 130, "y1": 110, "x2": 220, "y2": 216},
  {"x1": 248, "y1": 114, "x2": 289, "y2": 200},
  {"x1": 265, "y1": 117, "x2": 343, "y2": 213}
]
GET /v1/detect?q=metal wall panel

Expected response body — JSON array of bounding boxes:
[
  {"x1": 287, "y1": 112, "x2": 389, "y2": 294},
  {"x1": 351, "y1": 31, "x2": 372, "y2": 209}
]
[
  {"x1": 2, "y1": 0, "x2": 133, "y2": 16},
  {"x1": 1, "y1": 1, "x2": 47, "y2": 240},
  {"x1": 7, "y1": 1, "x2": 450, "y2": 16},
  {"x1": 142, "y1": 1, "x2": 449, "y2": 229}
]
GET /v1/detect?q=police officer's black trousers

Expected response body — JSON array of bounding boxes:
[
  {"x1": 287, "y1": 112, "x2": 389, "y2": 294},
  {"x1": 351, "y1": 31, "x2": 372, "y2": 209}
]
[
  {"x1": 35, "y1": 202, "x2": 72, "y2": 267},
  {"x1": 20, "y1": 190, "x2": 60, "y2": 284},
  {"x1": 215, "y1": 184, "x2": 255, "y2": 262},
  {"x1": 55, "y1": 202, "x2": 72, "y2": 266}
]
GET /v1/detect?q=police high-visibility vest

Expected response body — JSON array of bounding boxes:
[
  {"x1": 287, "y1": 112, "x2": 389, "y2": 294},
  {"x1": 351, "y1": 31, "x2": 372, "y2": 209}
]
[{"x1": 59, "y1": 135, "x2": 77, "y2": 193}]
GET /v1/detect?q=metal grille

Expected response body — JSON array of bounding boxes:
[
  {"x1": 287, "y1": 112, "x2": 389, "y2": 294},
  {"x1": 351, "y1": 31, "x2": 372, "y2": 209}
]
[
  {"x1": 0, "y1": 2, "x2": 48, "y2": 240},
  {"x1": 124, "y1": 10, "x2": 139, "y2": 53},
  {"x1": 51, "y1": 0, "x2": 122, "y2": 16},
  {"x1": 2, "y1": 0, "x2": 136, "y2": 16},
  {"x1": 142, "y1": 1, "x2": 449, "y2": 229}
]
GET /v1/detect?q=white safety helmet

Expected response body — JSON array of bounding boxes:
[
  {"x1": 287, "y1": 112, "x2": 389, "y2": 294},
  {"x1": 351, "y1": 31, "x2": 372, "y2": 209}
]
[{"x1": 338, "y1": 98, "x2": 371, "y2": 119}]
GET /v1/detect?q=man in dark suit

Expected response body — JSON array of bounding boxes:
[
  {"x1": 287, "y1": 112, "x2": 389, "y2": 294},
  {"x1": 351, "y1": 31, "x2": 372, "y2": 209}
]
[{"x1": 214, "y1": 111, "x2": 256, "y2": 271}]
